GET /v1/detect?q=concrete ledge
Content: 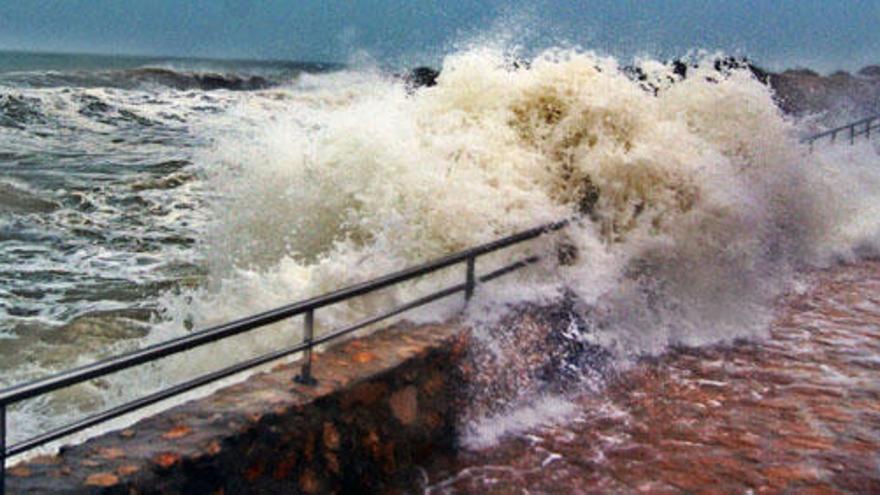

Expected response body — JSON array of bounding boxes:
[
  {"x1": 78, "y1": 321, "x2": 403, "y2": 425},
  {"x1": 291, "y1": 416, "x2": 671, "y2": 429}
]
[{"x1": 7, "y1": 322, "x2": 468, "y2": 494}]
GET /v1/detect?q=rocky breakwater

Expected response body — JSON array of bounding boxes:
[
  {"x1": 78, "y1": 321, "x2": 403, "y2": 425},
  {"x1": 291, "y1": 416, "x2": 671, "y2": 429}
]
[
  {"x1": 769, "y1": 65, "x2": 880, "y2": 119},
  {"x1": 405, "y1": 58, "x2": 880, "y2": 124},
  {"x1": 5, "y1": 322, "x2": 470, "y2": 494}
]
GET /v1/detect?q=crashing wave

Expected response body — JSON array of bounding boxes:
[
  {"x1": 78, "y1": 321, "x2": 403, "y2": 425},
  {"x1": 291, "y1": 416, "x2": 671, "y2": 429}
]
[
  {"x1": 4, "y1": 46, "x2": 879, "y2": 454},
  {"x1": 163, "y1": 47, "x2": 880, "y2": 357}
]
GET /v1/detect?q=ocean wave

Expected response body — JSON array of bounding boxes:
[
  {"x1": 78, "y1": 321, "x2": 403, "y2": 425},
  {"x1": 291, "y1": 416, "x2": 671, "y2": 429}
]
[
  {"x1": 167, "y1": 47, "x2": 880, "y2": 359},
  {"x1": 0, "y1": 67, "x2": 272, "y2": 91},
  {"x1": 4, "y1": 46, "x2": 880, "y2": 455},
  {"x1": 0, "y1": 63, "x2": 340, "y2": 91},
  {"x1": 0, "y1": 180, "x2": 59, "y2": 214},
  {"x1": 0, "y1": 94, "x2": 47, "y2": 129}
]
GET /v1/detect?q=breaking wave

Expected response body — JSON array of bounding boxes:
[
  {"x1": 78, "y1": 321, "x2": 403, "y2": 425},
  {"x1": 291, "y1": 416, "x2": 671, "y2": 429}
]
[
  {"x1": 0, "y1": 63, "x2": 339, "y2": 91},
  {"x1": 6, "y1": 46, "x2": 880, "y2": 456},
  {"x1": 171, "y1": 47, "x2": 880, "y2": 355}
]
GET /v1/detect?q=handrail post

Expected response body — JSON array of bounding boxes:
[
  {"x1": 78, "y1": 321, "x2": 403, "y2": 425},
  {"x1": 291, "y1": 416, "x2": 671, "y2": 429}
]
[
  {"x1": 294, "y1": 310, "x2": 318, "y2": 386},
  {"x1": 867, "y1": 119, "x2": 872, "y2": 140},
  {"x1": 851, "y1": 124, "x2": 856, "y2": 145},
  {"x1": 1, "y1": 404, "x2": 6, "y2": 495},
  {"x1": 465, "y1": 256, "x2": 476, "y2": 302}
]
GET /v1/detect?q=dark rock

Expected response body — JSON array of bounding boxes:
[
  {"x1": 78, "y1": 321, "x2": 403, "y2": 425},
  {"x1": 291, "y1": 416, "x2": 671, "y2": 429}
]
[
  {"x1": 622, "y1": 65, "x2": 648, "y2": 82},
  {"x1": 622, "y1": 65, "x2": 659, "y2": 95},
  {"x1": 858, "y1": 65, "x2": 880, "y2": 78},
  {"x1": 643, "y1": 57, "x2": 880, "y2": 119},
  {"x1": 671, "y1": 59, "x2": 689, "y2": 79},
  {"x1": 783, "y1": 68, "x2": 820, "y2": 77},
  {"x1": 458, "y1": 295, "x2": 610, "y2": 420},
  {"x1": 712, "y1": 56, "x2": 770, "y2": 84},
  {"x1": 511, "y1": 59, "x2": 531, "y2": 71},
  {"x1": 623, "y1": 56, "x2": 770, "y2": 96},
  {"x1": 768, "y1": 65, "x2": 880, "y2": 118},
  {"x1": 405, "y1": 66, "x2": 440, "y2": 91}
]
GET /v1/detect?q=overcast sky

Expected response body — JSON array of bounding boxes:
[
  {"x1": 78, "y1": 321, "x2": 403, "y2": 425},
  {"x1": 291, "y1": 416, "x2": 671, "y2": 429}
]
[{"x1": 1, "y1": 0, "x2": 878, "y2": 72}]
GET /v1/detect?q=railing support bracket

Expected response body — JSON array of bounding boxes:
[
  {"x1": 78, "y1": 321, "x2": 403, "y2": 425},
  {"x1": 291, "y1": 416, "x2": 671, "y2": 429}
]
[
  {"x1": 465, "y1": 256, "x2": 476, "y2": 302},
  {"x1": 294, "y1": 310, "x2": 318, "y2": 386}
]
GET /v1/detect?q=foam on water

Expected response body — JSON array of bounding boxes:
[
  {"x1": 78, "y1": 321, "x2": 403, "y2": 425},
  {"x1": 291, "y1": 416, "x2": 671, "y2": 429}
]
[
  {"x1": 463, "y1": 396, "x2": 579, "y2": 450},
  {"x1": 168, "y1": 48, "x2": 879, "y2": 345},
  {"x1": 153, "y1": 47, "x2": 880, "y2": 448},
  {"x1": 4, "y1": 45, "x2": 880, "y2": 457}
]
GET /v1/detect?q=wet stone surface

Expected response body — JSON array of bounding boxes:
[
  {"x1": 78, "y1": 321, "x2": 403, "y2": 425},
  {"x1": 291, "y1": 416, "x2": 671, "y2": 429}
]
[
  {"x1": 6, "y1": 322, "x2": 468, "y2": 494},
  {"x1": 418, "y1": 262, "x2": 880, "y2": 494},
  {"x1": 8, "y1": 261, "x2": 880, "y2": 493}
]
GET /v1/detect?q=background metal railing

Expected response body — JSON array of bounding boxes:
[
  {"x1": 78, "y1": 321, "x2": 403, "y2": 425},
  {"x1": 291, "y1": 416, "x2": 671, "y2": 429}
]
[
  {"x1": 0, "y1": 219, "x2": 569, "y2": 493},
  {"x1": 803, "y1": 113, "x2": 880, "y2": 151}
]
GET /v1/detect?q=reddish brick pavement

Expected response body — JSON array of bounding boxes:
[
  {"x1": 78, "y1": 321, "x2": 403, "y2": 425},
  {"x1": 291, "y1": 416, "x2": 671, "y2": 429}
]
[{"x1": 421, "y1": 262, "x2": 880, "y2": 494}]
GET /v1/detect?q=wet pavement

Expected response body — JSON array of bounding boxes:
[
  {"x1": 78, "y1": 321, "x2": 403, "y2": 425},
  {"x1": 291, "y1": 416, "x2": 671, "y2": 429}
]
[{"x1": 419, "y1": 262, "x2": 880, "y2": 494}]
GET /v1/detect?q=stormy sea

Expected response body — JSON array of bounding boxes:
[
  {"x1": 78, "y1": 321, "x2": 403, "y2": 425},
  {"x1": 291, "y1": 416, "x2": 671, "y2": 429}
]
[{"x1": 2, "y1": 47, "x2": 880, "y2": 488}]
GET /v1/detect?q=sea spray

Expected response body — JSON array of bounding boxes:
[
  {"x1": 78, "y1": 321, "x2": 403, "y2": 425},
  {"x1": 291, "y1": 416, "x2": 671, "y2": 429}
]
[
  {"x1": 5, "y1": 46, "x2": 880, "y2": 456},
  {"x1": 175, "y1": 48, "x2": 827, "y2": 344},
  {"x1": 157, "y1": 47, "x2": 880, "y2": 445}
]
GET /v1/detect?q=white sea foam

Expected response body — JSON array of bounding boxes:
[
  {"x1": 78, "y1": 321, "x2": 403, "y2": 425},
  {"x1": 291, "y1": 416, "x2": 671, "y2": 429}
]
[
  {"x1": 463, "y1": 396, "x2": 578, "y2": 450},
  {"x1": 6, "y1": 45, "x2": 880, "y2": 459},
  {"x1": 150, "y1": 47, "x2": 880, "y2": 445},
  {"x1": 166, "y1": 47, "x2": 880, "y2": 354}
]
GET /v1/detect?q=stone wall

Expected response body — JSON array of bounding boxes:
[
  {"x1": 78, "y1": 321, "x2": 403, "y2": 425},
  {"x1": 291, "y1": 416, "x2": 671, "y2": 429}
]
[{"x1": 6, "y1": 322, "x2": 468, "y2": 494}]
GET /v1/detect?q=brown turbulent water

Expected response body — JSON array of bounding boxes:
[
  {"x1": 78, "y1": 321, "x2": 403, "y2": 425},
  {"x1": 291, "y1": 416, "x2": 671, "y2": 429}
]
[{"x1": 415, "y1": 261, "x2": 880, "y2": 494}]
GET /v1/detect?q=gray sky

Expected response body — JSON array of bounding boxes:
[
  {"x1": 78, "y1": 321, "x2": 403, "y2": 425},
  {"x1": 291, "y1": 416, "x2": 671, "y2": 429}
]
[{"x1": 1, "y1": 0, "x2": 878, "y2": 72}]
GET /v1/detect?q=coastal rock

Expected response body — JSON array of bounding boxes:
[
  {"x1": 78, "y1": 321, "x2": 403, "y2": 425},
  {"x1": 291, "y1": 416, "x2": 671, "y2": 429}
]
[
  {"x1": 457, "y1": 295, "x2": 610, "y2": 421},
  {"x1": 630, "y1": 56, "x2": 880, "y2": 120},
  {"x1": 768, "y1": 66, "x2": 880, "y2": 117},
  {"x1": 404, "y1": 66, "x2": 439, "y2": 91},
  {"x1": 858, "y1": 65, "x2": 880, "y2": 78},
  {"x1": 401, "y1": 57, "x2": 880, "y2": 120}
]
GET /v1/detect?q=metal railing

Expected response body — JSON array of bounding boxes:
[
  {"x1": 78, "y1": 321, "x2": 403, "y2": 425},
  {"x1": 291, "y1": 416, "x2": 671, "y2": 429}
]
[
  {"x1": 0, "y1": 219, "x2": 569, "y2": 493},
  {"x1": 0, "y1": 111, "x2": 875, "y2": 492},
  {"x1": 803, "y1": 113, "x2": 880, "y2": 151}
]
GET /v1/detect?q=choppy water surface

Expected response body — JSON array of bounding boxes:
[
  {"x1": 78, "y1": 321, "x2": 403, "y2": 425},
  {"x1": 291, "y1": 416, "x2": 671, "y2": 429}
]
[
  {"x1": 0, "y1": 52, "x2": 348, "y2": 443},
  {"x1": 1, "y1": 47, "x2": 879, "y2": 465}
]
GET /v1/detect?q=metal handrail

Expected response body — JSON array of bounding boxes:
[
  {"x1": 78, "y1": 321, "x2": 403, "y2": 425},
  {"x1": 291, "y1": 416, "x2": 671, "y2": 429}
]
[
  {"x1": 0, "y1": 218, "x2": 569, "y2": 492},
  {"x1": 1, "y1": 109, "x2": 874, "y2": 490},
  {"x1": 803, "y1": 113, "x2": 880, "y2": 150}
]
